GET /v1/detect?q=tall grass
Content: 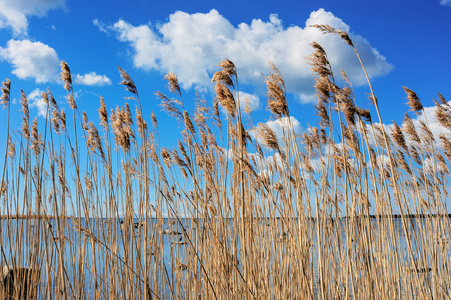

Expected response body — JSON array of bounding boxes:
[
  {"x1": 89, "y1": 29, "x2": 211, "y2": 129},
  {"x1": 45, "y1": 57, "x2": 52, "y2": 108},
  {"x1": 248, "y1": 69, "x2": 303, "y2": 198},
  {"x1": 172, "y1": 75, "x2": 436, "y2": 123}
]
[{"x1": 1, "y1": 25, "x2": 451, "y2": 299}]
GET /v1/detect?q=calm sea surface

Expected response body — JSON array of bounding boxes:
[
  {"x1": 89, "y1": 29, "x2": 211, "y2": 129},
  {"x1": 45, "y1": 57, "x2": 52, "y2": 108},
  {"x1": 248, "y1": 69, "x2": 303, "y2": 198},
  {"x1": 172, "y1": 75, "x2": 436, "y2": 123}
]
[{"x1": 1, "y1": 217, "x2": 449, "y2": 299}]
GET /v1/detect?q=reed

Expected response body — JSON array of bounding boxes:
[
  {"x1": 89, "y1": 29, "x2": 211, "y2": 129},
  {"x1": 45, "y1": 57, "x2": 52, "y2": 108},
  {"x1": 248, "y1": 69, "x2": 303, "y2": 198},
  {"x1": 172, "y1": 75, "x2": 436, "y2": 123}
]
[{"x1": 0, "y1": 25, "x2": 450, "y2": 299}]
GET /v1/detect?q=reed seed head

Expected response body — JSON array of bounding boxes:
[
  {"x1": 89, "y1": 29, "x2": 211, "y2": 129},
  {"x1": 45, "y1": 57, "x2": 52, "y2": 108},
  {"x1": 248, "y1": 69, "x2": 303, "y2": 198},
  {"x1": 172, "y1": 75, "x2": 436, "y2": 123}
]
[
  {"x1": 218, "y1": 59, "x2": 236, "y2": 77},
  {"x1": 214, "y1": 82, "x2": 236, "y2": 117},
  {"x1": 98, "y1": 96, "x2": 108, "y2": 130},
  {"x1": 118, "y1": 66, "x2": 138, "y2": 96},
  {"x1": 266, "y1": 62, "x2": 288, "y2": 117},
  {"x1": 59, "y1": 61, "x2": 72, "y2": 91},
  {"x1": 164, "y1": 72, "x2": 181, "y2": 96},
  {"x1": 403, "y1": 86, "x2": 423, "y2": 114},
  {"x1": 391, "y1": 121, "x2": 408, "y2": 152},
  {"x1": 7, "y1": 135, "x2": 15, "y2": 159},
  {"x1": 256, "y1": 123, "x2": 280, "y2": 153},
  {"x1": 0, "y1": 79, "x2": 11, "y2": 109},
  {"x1": 308, "y1": 42, "x2": 332, "y2": 78}
]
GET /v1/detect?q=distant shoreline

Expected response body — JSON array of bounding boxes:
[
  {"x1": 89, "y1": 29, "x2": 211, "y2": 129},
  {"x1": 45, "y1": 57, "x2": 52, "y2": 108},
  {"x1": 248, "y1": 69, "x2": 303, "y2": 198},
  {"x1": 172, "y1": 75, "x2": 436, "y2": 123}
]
[
  {"x1": 0, "y1": 214, "x2": 74, "y2": 220},
  {"x1": 1, "y1": 214, "x2": 450, "y2": 220},
  {"x1": 344, "y1": 214, "x2": 451, "y2": 219}
]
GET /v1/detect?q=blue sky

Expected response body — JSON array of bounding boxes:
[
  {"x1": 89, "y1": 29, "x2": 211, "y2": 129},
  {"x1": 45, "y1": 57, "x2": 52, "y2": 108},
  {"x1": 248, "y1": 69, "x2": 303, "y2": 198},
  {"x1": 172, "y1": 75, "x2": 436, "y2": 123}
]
[{"x1": 1, "y1": 0, "x2": 451, "y2": 168}]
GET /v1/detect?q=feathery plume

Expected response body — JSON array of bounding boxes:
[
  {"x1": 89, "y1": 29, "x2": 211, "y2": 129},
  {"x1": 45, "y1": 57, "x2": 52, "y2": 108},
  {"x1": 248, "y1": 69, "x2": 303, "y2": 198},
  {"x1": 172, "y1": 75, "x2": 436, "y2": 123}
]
[
  {"x1": 438, "y1": 92, "x2": 448, "y2": 106},
  {"x1": 161, "y1": 148, "x2": 172, "y2": 168},
  {"x1": 310, "y1": 24, "x2": 354, "y2": 46},
  {"x1": 41, "y1": 91, "x2": 49, "y2": 107},
  {"x1": 183, "y1": 111, "x2": 195, "y2": 134},
  {"x1": 315, "y1": 97, "x2": 330, "y2": 128},
  {"x1": 434, "y1": 99, "x2": 451, "y2": 131},
  {"x1": 402, "y1": 113, "x2": 421, "y2": 144},
  {"x1": 124, "y1": 103, "x2": 133, "y2": 126},
  {"x1": 337, "y1": 30, "x2": 354, "y2": 47},
  {"x1": 164, "y1": 72, "x2": 181, "y2": 96},
  {"x1": 309, "y1": 24, "x2": 336, "y2": 34},
  {"x1": 403, "y1": 86, "x2": 423, "y2": 114},
  {"x1": 118, "y1": 66, "x2": 138, "y2": 96},
  {"x1": 98, "y1": 96, "x2": 108, "y2": 130},
  {"x1": 266, "y1": 61, "x2": 288, "y2": 117},
  {"x1": 60, "y1": 109, "x2": 66, "y2": 131},
  {"x1": 20, "y1": 90, "x2": 29, "y2": 119},
  {"x1": 59, "y1": 61, "x2": 72, "y2": 92},
  {"x1": 439, "y1": 134, "x2": 451, "y2": 163},
  {"x1": 256, "y1": 123, "x2": 280, "y2": 153},
  {"x1": 0, "y1": 79, "x2": 11, "y2": 109},
  {"x1": 52, "y1": 109, "x2": 60, "y2": 133},
  {"x1": 87, "y1": 122, "x2": 106, "y2": 161},
  {"x1": 157, "y1": 91, "x2": 183, "y2": 121},
  {"x1": 418, "y1": 120, "x2": 435, "y2": 144},
  {"x1": 218, "y1": 59, "x2": 236, "y2": 77},
  {"x1": 409, "y1": 146, "x2": 422, "y2": 165},
  {"x1": 150, "y1": 111, "x2": 158, "y2": 129},
  {"x1": 31, "y1": 118, "x2": 43, "y2": 157},
  {"x1": 7, "y1": 135, "x2": 15, "y2": 159},
  {"x1": 136, "y1": 106, "x2": 147, "y2": 138},
  {"x1": 356, "y1": 108, "x2": 371, "y2": 123},
  {"x1": 308, "y1": 42, "x2": 332, "y2": 78},
  {"x1": 214, "y1": 82, "x2": 235, "y2": 117},
  {"x1": 396, "y1": 150, "x2": 411, "y2": 174},
  {"x1": 178, "y1": 141, "x2": 191, "y2": 169},
  {"x1": 20, "y1": 91, "x2": 30, "y2": 140},
  {"x1": 391, "y1": 121, "x2": 408, "y2": 152},
  {"x1": 67, "y1": 94, "x2": 76, "y2": 110}
]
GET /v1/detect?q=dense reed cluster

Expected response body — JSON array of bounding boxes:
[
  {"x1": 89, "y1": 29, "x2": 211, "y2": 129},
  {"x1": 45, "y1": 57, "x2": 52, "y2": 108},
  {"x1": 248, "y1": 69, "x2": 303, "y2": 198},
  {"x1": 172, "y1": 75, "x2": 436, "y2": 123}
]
[{"x1": 0, "y1": 25, "x2": 450, "y2": 299}]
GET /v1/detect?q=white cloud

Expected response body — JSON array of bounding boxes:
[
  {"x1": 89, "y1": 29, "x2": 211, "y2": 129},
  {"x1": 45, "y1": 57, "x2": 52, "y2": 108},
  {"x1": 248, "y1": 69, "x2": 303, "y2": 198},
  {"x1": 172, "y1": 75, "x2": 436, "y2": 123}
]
[
  {"x1": 239, "y1": 91, "x2": 260, "y2": 112},
  {"x1": 440, "y1": 0, "x2": 451, "y2": 7},
  {"x1": 74, "y1": 72, "x2": 112, "y2": 86},
  {"x1": 408, "y1": 101, "x2": 451, "y2": 145},
  {"x1": 250, "y1": 116, "x2": 303, "y2": 147},
  {"x1": 0, "y1": 39, "x2": 60, "y2": 83},
  {"x1": 365, "y1": 100, "x2": 451, "y2": 150},
  {"x1": 219, "y1": 91, "x2": 260, "y2": 115},
  {"x1": 28, "y1": 88, "x2": 46, "y2": 117},
  {"x1": 93, "y1": 19, "x2": 107, "y2": 33},
  {"x1": 266, "y1": 116, "x2": 303, "y2": 138},
  {"x1": 0, "y1": 0, "x2": 65, "y2": 35},
  {"x1": 101, "y1": 9, "x2": 393, "y2": 103}
]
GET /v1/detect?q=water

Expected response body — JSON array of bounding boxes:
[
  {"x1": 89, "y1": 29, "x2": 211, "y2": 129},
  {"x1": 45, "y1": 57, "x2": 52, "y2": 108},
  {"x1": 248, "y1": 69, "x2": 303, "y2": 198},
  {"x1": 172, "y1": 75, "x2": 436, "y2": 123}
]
[{"x1": 1, "y1": 216, "x2": 450, "y2": 299}]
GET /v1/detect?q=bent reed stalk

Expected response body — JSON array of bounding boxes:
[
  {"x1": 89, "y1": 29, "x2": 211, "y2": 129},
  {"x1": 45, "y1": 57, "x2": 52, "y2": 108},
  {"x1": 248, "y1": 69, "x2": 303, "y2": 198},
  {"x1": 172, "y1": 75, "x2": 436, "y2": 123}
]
[{"x1": 1, "y1": 25, "x2": 451, "y2": 299}]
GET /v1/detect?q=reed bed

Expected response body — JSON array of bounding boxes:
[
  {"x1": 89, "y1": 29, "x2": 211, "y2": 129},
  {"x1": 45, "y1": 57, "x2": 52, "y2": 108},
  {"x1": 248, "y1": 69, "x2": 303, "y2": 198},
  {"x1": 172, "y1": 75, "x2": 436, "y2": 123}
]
[{"x1": 0, "y1": 25, "x2": 450, "y2": 299}]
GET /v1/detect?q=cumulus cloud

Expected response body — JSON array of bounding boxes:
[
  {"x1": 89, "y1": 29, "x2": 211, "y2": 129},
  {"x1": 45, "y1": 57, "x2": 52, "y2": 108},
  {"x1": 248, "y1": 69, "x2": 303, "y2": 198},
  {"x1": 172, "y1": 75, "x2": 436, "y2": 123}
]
[
  {"x1": 239, "y1": 91, "x2": 260, "y2": 112},
  {"x1": 74, "y1": 72, "x2": 112, "y2": 86},
  {"x1": 100, "y1": 9, "x2": 393, "y2": 103},
  {"x1": 407, "y1": 101, "x2": 451, "y2": 145},
  {"x1": 250, "y1": 116, "x2": 303, "y2": 147},
  {"x1": 364, "y1": 99, "x2": 451, "y2": 150},
  {"x1": 28, "y1": 88, "x2": 46, "y2": 117},
  {"x1": 219, "y1": 91, "x2": 260, "y2": 115},
  {"x1": 0, "y1": 39, "x2": 60, "y2": 83},
  {"x1": 440, "y1": 0, "x2": 451, "y2": 7},
  {"x1": 0, "y1": 0, "x2": 65, "y2": 35},
  {"x1": 266, "y1": 116, "x2": 303, "y2": 138}
]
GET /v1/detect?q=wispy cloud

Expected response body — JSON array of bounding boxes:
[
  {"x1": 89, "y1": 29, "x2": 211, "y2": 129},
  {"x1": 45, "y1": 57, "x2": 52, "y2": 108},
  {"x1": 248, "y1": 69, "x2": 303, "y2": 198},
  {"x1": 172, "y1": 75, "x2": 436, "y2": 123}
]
[
  {"x1": 0, "y1": 0, "x2": 66, "y2": 36},
  {"x1": 93, "y1": 19, "x2": 107, "y2": 33},
  {"x1": 440, "y1": 0, "x2": 451, "y2": 7},
  {"x1": 98, "y1": 9, "x2": 393, "y2": 103},
  {"x1": 0, "y1": 39, "x2": 60, "y2": 83}
]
